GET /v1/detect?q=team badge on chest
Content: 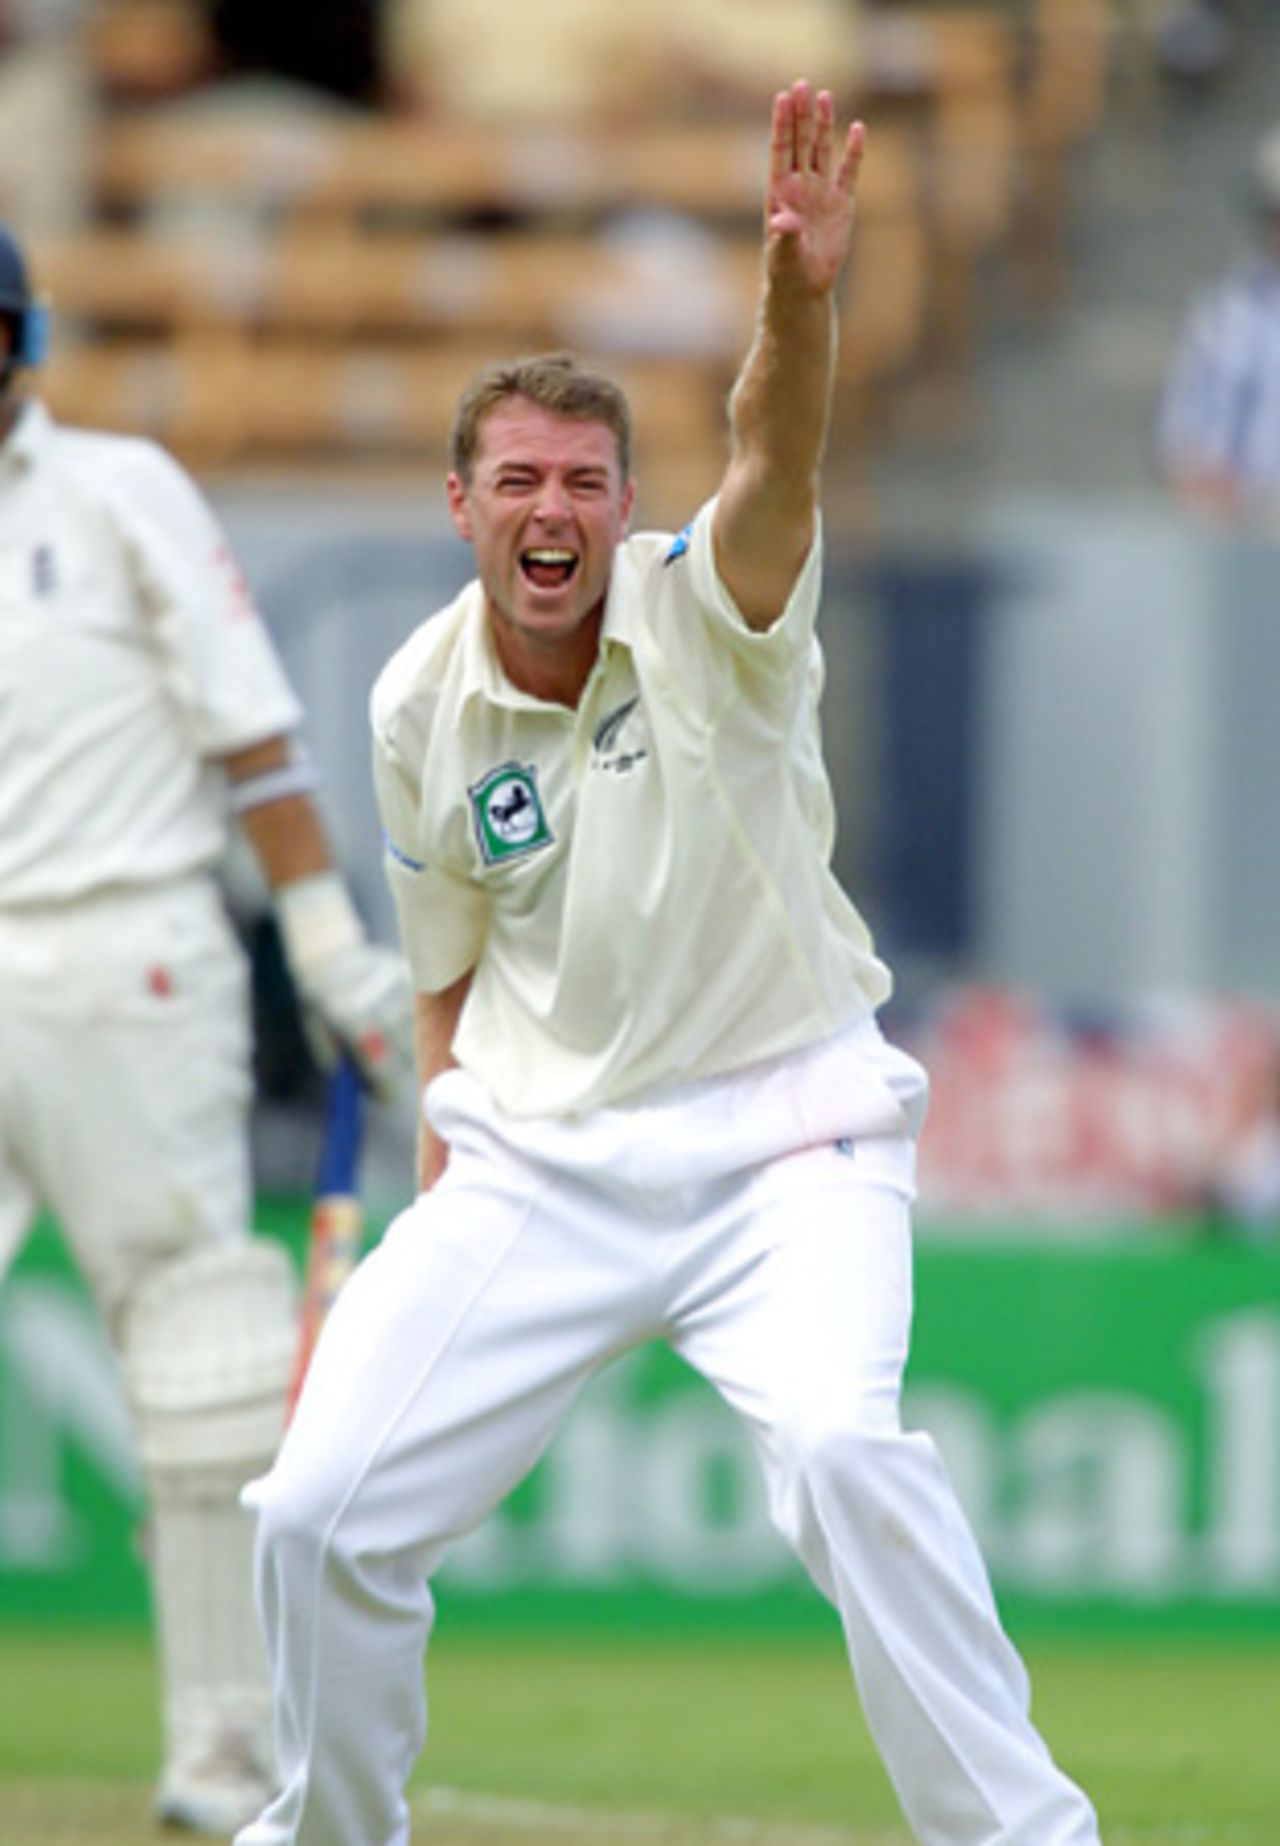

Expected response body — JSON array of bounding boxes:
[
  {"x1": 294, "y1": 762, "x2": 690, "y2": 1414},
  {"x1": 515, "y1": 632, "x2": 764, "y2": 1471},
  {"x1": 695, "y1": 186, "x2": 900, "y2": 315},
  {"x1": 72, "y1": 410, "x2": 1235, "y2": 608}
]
[{"x1": 469, "y1": 762, "x2": 554, "y2": 865}]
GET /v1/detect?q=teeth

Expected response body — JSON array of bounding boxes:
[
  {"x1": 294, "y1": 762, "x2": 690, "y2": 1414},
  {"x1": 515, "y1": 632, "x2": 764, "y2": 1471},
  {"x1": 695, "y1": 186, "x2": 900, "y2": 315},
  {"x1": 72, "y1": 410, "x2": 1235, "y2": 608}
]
[{"x1": 524, "y1": 548, "x2": 575, "y2": 564}]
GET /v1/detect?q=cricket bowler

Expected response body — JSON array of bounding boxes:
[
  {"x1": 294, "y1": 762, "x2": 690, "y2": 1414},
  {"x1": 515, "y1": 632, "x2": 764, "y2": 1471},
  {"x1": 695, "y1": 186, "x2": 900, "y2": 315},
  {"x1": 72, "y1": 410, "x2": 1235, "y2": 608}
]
[{"x1": 239, "y1": 83, "x2": 1104, "y2": 1846}]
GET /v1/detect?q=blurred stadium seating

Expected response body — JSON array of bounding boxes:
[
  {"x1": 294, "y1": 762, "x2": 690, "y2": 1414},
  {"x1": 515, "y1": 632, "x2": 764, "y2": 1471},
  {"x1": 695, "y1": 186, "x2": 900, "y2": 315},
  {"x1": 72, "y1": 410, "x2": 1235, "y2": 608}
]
[{"x1": 8, "y1": 0, "x2": 1126, "y2": 520}]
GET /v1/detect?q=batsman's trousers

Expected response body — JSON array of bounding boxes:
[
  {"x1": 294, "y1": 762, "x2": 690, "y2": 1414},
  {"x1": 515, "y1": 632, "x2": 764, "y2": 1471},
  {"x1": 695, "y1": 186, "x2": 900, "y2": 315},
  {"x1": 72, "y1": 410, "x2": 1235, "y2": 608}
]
[
  {"x1": 0, "y1": 879, "x2": 252, "y2": 1330},
  {"x1": 238, "y1": 1017, "x2": 1102, "y2": 1846}
]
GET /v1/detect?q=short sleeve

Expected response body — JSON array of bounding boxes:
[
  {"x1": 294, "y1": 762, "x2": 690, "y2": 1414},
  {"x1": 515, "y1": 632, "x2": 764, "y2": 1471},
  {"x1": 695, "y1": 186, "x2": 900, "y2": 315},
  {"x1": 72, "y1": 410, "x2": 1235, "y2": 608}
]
[
  {"x1": 683, "y1": 497, "x2": 824, "y2": 671},
  {"x1": 108, "y1": 441, "x2": 302, "y2": 754},
  {"x1": 641, "y1": 501, "x2": 825, "y2": 726},
  {"x1": 371, "y1": 722, "x2": 489, "y2": 994}
]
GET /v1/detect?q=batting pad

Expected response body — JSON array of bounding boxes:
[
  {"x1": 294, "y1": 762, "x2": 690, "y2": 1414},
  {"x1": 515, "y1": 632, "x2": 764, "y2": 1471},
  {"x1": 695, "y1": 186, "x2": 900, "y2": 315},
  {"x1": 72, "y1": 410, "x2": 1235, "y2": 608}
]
[
  {"x1": 121, "y1": 1240, "x2": 298, "y2": 1784},
  {"x1": 122, "y1": 1238, "x2": 298, "y2": 1476}
]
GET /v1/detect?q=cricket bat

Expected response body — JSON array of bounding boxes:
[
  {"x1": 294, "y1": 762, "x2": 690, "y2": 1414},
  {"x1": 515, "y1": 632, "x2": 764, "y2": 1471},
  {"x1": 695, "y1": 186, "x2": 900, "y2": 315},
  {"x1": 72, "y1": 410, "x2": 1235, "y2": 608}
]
[{"x1": 287, "y1": 1055, "x2": 365, "y2": 1418}]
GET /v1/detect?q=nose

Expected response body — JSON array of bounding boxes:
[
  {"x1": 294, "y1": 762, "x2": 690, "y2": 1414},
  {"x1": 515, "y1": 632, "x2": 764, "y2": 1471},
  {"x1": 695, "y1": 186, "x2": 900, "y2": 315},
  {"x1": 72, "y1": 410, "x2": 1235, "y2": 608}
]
[{"x1": 532, "y1": 475, "x2": 571, "y2": 524}]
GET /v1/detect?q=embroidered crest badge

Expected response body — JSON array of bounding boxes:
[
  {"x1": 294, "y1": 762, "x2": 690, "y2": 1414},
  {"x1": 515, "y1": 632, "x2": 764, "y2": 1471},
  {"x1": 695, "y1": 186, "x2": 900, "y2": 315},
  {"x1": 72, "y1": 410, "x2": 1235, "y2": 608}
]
[{"x1": 469, "y1": 762, "x2": 554, "y2": 865}]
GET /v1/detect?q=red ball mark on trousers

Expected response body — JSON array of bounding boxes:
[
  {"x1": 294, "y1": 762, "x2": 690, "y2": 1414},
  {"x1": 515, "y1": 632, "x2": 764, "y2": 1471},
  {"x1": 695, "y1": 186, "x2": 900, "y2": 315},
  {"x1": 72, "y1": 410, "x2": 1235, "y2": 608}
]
[
  {"x1": 358, "y1": 1028, "x2": 387, "y2": 1065},
  {"x1": 146, "y1": 964, "x2": 175, "y2": 998}
]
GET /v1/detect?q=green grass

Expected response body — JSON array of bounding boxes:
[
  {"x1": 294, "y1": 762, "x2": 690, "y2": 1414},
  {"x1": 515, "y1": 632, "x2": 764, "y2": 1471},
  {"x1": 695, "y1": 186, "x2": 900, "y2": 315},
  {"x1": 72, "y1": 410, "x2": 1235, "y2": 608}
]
[{"x1": 1, "y1": 1626, "x2": 1277, "y2": 1843}]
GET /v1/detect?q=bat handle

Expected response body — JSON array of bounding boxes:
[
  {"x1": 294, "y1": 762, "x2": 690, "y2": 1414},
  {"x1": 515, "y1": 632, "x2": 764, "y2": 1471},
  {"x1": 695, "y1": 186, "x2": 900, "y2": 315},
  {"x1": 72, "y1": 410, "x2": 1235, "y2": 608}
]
[
  {"x1": 316, "y1": 1055, "x2": 364, "y2": 1197},
  {"x1": 286, "y1": 1056, "x2": 366, "y2": 1422}
]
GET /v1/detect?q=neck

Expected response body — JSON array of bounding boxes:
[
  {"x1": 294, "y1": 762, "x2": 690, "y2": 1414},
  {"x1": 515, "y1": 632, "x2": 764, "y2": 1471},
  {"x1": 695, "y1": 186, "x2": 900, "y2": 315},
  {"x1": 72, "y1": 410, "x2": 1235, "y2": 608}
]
[{"x1": 487, "y1": 606, "x2": 603, "y2": 709}]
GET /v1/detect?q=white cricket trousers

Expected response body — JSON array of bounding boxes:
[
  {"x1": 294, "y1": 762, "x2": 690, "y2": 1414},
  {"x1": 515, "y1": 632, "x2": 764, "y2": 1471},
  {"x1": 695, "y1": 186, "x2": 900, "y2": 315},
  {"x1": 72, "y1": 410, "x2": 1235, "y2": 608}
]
[
  {"x1": 239, "y1": 1020, "x2": 1101, "y2": 1846},
  {"x1": 0, "y1": 879, "x2": 251, "y2": 1324}
]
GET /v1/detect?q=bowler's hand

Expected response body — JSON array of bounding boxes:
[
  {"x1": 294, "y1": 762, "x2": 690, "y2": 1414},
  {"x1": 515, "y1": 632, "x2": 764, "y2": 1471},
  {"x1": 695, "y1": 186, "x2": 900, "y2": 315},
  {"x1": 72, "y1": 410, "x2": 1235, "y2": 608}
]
[{"x1": 765, "y1": 80, "x2": 865, "y2": 299}]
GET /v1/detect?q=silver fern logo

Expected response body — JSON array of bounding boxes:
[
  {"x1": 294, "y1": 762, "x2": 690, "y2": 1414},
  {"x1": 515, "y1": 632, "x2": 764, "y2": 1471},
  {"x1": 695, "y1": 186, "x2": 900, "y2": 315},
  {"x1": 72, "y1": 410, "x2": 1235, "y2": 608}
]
[{"x1": 591, "y1": 697, "x2": 649, "y2": 774}]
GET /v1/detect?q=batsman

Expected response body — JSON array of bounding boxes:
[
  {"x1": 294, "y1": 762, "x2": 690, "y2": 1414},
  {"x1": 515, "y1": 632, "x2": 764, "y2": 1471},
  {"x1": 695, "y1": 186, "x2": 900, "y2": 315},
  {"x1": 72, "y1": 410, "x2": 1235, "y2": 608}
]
[
  {"x1": 0, "y1": 227, "x2": 413, "y2": 1832},
  {"x1": 241, "y1": 83, "x2": 1104, "y2": 1845}
]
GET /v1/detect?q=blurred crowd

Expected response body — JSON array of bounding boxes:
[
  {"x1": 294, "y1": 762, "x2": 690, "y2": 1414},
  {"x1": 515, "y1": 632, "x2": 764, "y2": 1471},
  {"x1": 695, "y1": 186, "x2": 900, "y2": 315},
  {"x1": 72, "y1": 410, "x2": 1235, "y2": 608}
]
[
  {"x1": 0, "y1": 0, "x2": 869, "y2": 222},
  {"x1": 0, "y1": 2, "x2": 1253, "y2": 226},
  {"x1": 1156, "y1": 118, "x2": 1280, "y2": 527}
]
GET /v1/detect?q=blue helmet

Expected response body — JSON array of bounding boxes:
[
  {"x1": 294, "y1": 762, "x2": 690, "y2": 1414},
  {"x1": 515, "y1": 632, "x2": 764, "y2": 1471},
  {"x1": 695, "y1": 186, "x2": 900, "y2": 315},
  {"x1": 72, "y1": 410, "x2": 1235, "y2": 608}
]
[{"x1": 0, "y1": 224, "x2": 49, "y2": 373}]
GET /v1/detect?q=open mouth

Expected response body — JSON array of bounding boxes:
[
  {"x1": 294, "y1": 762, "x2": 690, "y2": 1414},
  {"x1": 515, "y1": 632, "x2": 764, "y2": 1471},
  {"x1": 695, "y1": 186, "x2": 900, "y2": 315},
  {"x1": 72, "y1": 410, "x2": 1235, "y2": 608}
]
[{"x1": 520, "y1": 547, "x2": 579, "y2": 590}]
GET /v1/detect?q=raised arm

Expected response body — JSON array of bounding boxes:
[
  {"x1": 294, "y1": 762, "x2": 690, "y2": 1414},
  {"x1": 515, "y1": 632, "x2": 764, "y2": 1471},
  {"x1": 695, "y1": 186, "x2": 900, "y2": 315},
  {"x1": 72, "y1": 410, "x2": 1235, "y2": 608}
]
[{"x1": 713, "y1": 81, "x2": 865, "y2": 630}]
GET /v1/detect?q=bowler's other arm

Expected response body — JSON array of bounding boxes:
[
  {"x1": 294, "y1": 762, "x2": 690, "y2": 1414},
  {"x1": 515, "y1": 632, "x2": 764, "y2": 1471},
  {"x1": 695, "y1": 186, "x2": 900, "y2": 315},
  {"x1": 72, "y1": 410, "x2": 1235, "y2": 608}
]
[{"x1": 414, "y1": 976, "x2": 472, "y2": 1191}]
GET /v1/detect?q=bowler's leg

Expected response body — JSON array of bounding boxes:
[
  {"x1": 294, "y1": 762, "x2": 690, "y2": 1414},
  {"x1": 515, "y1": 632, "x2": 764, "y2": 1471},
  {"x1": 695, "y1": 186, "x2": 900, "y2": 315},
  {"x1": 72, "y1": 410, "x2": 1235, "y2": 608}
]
[
  {"x1": 237, "y1": 1158, "x2": 626, "y2": 1846},
  {"x1": 675, "y1": 1138, "x2": 1101, "y2": 1846}
]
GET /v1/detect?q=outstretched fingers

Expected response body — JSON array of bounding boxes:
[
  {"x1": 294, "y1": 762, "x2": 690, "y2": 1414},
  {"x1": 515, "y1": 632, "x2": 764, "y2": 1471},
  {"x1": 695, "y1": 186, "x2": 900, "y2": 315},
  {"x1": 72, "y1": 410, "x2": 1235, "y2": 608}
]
[
  {"x1": 792, "y1": 79, "x2": 817, "y2": 172},
  {"x1": 770, "y1": 80, "x2": 864, "y2": 189},
  {"x1": 771, "y1": 81, "x2": 821, "y2": 180},
  {"x1": 836, "y1": 118, "x2": 867, "y2": 198},
  {"x1": 812, "y1": 89, "x2": 835, "y2": 176},
  {"x1": 769, "y1": 86, "x2": 796, "y2": 189},
  {"x1": 766, "y1": 80, "x2": 865, "y2": 257}
]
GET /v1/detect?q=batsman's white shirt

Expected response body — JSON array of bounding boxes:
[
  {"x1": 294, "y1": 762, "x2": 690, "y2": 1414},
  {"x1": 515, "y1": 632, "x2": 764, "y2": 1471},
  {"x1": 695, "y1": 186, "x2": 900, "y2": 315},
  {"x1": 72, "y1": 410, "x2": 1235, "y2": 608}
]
[
  {"x1": 372, "y1": 498, "x2": 893, "y2": 1117},
  {"x1": 0, "y1": 399, "x2": 301, "y2": 908},
  {"x1": 0, "y1": 399, "x2": 302, "y2": 1312}
]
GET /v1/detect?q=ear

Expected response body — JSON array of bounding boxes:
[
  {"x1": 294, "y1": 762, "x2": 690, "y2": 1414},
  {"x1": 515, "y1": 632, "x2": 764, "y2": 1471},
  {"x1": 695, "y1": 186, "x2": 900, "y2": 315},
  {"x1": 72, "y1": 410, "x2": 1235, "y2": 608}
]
[
  {"x1": 445, "y1": 472, "x2": 472, "y2": 542},
  {"x1": 620, "y1": 478, "x2": 637, "y2": 534}
]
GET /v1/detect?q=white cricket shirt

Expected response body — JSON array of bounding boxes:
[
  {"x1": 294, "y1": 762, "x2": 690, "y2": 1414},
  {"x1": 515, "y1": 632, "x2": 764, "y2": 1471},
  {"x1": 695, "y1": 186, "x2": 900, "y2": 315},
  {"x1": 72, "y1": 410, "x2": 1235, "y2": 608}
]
[
  {"x1": 0, "y1": 400, "x2": 302, "y2": 907},
  {"x1": 372, "y1": 498, "x2": 892, "y2": 1117}
]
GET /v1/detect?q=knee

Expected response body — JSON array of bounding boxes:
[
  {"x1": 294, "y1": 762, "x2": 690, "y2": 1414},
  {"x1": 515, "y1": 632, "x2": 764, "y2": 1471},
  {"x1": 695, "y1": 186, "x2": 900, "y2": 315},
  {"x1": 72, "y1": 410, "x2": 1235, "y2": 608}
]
[
  {"x1": 769, "y1": 1415, "x2": 914, "y2": 1589},
  {"x1": 780, "y1": 1401, "x2": 909, "y2": 1508},
  {"x1": 248, "y1": 1455, "x2": 437, "y2": 1641},
  {"x1": 246, "y1": 1452, "x2": 348, "y2": 1591}
]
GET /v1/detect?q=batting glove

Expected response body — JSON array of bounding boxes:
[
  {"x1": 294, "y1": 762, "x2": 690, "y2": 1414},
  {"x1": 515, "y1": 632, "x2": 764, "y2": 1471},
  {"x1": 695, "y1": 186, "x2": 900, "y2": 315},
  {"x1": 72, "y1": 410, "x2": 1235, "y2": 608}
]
[{"x1": 275, "y1": 872, "x2": 414, "y2": 1103}]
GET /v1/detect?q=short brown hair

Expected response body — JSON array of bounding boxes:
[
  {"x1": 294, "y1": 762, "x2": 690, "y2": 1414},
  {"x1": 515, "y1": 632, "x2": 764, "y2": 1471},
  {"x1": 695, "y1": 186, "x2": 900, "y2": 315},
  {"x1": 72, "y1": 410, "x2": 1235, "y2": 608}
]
[{"x1": 450, "y1": 351, "x2": 633, "y2": 484}]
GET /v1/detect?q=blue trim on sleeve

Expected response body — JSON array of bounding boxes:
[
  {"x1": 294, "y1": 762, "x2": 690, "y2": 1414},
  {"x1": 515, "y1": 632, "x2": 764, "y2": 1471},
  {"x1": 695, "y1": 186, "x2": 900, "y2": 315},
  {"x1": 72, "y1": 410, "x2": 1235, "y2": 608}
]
[
  {"x1": 383, "y1": 832, "x2": 425, "y2": 873},
  {"x1": 664, "y1": 524, "x2": 692, "y2": 564}
]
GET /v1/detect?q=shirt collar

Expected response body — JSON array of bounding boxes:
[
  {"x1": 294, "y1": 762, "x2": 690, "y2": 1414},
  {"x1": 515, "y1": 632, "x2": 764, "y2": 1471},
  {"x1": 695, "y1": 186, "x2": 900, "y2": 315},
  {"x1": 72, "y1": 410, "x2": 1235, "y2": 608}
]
[
  {"x1": 599, "y1": 537, "x2": 641, "y2": 650},
  {"x1": 461, "y1": 538, "x2": 640, "y2": 712}
]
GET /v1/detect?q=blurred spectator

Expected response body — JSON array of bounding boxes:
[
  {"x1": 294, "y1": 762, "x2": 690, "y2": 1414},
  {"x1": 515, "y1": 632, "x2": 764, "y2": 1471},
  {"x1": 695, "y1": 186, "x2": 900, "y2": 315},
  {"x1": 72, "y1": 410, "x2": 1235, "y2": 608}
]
[
  {"x1": 663, "y1": 0, "x2": 865, "y2": 119},
  {"x1": 1155, "y1": 123, "x2": 1280, "y2": 524},
  {"x1": 1151, "y1": 1, "x2": 1236, "y2": 92},
  {"x1": 125, "y1": 2, "x2": 388, "y2": 242},
  {"x1": 1200, "y1": 1112, "x2": 1280, "y2": 1237},
  {"x1": 377, "y1": 0, "x2": 863, "y2": 376},
  {"x1": 1195, "y1": 1037, "x2": 1280, "y2": 1240},
  {"x1": 382, "y1": 0, "x2": 863, "y2": 126},
  {"x1": 561, "y1": 209, "x2": 744, "y2": 360},
  {"x1": 381, "y1": 0, "x2": 665, "y2": 125},
  {"x1": 0, "y1": 0, "x2": 93, "y2": 231},
  {"x1": 204, "y1": 0, "x2": 386, "y2": 108}
]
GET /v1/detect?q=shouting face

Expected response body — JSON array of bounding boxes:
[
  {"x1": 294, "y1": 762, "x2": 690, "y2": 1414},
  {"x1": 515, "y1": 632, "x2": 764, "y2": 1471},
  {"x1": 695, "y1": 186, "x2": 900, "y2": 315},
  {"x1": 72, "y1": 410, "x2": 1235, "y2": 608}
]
[{"x1": 447, "y1": 399, "x2": 636, "y2": 705}]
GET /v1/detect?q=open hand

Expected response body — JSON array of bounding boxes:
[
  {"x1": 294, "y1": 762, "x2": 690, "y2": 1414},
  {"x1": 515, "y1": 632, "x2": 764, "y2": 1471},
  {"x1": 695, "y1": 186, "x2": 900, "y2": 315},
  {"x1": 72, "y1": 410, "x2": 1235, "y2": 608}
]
[{"x1": 765, "y1": 80, "x2": 865, "y2": 297}]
